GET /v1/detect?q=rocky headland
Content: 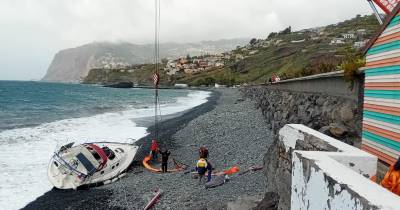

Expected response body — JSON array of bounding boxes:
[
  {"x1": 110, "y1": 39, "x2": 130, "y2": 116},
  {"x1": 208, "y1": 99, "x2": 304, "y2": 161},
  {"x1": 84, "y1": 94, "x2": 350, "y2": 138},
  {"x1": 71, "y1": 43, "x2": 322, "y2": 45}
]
[{"x1": 41, "y1": 39, "x2": 248, "y2": 83}]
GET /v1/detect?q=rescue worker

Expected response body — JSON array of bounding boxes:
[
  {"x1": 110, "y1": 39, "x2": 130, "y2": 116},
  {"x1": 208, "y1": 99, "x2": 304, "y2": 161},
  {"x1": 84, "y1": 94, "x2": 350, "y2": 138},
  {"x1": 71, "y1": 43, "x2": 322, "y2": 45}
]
[
  {"x1": 196, "y1": 157, "x2": 208, "y2": 184},
  {"x1": 381, "y1": 157, "x2": 400, "y2": 196},
  {"x1": 150, "y1": 139, "x2": 158, "y2": 160},
  {"x1": 199, "y1": 146, "x2": 212, "y2": 182},
  {"x1": 159, "y1": 148, "x2": 170, "y2": 173}
]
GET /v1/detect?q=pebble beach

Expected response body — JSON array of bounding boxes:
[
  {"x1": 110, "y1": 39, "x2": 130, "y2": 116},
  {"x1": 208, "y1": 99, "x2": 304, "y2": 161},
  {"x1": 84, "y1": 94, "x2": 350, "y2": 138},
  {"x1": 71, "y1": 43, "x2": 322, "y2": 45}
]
[{"x1": 24, "y1": 88, "x2": 273, "y2": 210}]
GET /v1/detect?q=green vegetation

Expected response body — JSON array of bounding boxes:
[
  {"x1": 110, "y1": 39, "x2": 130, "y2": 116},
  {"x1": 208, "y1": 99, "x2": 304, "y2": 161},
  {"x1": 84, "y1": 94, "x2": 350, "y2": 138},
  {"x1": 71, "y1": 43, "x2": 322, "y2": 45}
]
[
  {"x1": 175, "y1": 14, "x2": 379, "y2": 86},
  {"x1": 83, "y1": 64, "x2": 173, "y2": 86},
  {"x1": 84, "y1": 14, "x2": 380, "y2": 87}
]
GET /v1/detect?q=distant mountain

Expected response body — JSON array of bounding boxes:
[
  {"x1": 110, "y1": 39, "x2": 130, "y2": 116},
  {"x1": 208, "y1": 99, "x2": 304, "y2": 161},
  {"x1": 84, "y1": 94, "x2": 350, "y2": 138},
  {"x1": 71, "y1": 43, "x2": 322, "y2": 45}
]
[
  {"x1": 80, "y1": 15, "x2": 381, "y2": 87},
  {"x1": 41, "y1": 39, "x2": 248, "y2": 82}
]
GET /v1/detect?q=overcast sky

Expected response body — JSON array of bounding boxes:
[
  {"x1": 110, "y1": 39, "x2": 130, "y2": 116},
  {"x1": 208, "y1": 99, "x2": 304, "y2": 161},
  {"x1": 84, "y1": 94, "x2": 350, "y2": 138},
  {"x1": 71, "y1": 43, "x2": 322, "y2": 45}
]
[{"x1": 0, "y1": 0, "x2": 375, "y2": 80}]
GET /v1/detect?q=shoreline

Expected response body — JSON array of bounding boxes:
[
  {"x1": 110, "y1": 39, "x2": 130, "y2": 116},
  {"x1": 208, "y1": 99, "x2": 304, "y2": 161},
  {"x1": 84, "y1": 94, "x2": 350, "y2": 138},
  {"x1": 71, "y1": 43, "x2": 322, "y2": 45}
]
[
  {"x1": 23, "y1": 88, "x2": 272, "y2": 210},
  {"x1": 132, "y1": 90, "x2": 220, "y2": 163},
  {"x1": 22, "y1": 90, "x2": 220, "y2": 210}
]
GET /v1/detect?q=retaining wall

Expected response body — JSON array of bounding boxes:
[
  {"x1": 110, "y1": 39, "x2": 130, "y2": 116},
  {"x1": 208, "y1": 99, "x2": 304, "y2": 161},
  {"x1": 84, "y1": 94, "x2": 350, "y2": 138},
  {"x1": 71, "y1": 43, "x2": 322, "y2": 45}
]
[
  {"x1": 243, "y1": 72, "x2": 363, "y2": 146},
  {"x1": 282, "y1": 124, "x2": 400, "y2": 210},
  {"x1": 262, "y1": 71, "x2": 363, "y2": 102}
]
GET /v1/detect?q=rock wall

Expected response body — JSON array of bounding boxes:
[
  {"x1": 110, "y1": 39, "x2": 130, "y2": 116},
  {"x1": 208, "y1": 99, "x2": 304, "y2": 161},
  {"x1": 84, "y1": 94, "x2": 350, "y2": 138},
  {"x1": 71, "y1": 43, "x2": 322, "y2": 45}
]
[
  {"x1": 243, "y1": 86, "x2": 362, "y2": 146},
  {"x1": 241, "y1": 73, "x2": 366, "y2": 210}
]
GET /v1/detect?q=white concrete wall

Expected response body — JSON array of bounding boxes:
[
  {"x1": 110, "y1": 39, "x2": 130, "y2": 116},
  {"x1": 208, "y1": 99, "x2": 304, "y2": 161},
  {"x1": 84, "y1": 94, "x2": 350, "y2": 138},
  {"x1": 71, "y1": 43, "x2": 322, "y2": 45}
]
[{"x1": 280, "y1": 124, "x2": 400, "y2": 210}]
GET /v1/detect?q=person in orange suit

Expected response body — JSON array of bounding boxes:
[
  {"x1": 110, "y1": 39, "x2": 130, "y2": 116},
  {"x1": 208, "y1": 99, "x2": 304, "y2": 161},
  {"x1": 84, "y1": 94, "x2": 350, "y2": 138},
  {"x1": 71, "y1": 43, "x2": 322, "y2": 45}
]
[
  {"x1": 150, "y1": 139, "x2": 159, "y2": 160},
  {"x1": 381, "y1": 157, "x2": 400, "y2": 196}
]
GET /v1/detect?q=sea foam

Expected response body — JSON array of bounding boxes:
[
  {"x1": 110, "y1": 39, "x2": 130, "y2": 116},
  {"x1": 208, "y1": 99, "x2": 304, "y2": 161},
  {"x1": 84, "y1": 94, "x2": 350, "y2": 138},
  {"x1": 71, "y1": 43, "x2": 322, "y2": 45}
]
[{"x1": 0, "y1": 90, "x2": 210, "y2": 210}]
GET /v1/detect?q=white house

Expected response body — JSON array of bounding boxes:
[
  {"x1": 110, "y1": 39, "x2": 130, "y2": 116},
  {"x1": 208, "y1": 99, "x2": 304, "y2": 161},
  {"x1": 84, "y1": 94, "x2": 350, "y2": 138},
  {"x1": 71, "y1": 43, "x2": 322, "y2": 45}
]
[
  {"x1": 174, "y1": 83, "x2": 188, "y2": 88},
  {"x1": 291, "y1": 39, "x2": 305, "y2": 43},
  {"x1": 330, "y1": 38, "x2": 345, "y2": 45},
  {"x1": 354, "y1": 40, "x2": 368, "y2": 48},
  {"x1": 249, "y1": 50, "x2": 259, "y2": 55},
  {"x1": 342, "y1": 33, "x2": 356, "y2": 39},
  {"x1": 357, "y1": 29, "x2": 367, "y2": 36},
  {"x1": 214, "y1": 83, "x2": 227, "y2": 88}
]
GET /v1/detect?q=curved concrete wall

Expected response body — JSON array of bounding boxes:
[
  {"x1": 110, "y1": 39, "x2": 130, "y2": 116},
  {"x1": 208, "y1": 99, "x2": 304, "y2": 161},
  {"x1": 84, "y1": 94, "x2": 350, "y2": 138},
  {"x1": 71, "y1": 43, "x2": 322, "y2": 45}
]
[
  {"x1": 260, "y1": 71, "x2": 364, "y2": 102},
  {"x1": 281, "y1": 124, "x2": 400, "y2": 210}
]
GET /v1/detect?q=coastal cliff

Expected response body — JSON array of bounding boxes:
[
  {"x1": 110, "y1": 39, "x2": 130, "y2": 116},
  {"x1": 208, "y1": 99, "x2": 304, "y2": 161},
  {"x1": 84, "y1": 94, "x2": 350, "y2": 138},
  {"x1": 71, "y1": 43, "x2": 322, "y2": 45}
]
[{"x1": 41, "y1": 39, "x2": 248, "y2": 83}]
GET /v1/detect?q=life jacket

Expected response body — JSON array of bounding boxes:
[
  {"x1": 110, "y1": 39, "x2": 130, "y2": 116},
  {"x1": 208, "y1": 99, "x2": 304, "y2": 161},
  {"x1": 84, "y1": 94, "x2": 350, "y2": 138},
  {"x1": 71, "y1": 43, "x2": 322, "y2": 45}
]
[
  {"x1": 197, "y1": 158, "x2": 208, "y2": 168},
  {"x1": 196, "y1": 158, "x2": 208, "y2": 174},
  {"x1": 151, "y1": 141, "x2": 158, "y2": 151},
  {"x1": 381, "y1": 166, "x2": 400, "y2": 196}
]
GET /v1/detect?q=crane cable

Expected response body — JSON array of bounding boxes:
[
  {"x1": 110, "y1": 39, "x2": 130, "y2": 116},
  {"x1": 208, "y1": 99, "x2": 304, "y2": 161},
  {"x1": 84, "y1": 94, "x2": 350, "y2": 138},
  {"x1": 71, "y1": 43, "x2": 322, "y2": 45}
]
[{"x1": 154, "y1": 0, "x2": 161, "y2": 141}]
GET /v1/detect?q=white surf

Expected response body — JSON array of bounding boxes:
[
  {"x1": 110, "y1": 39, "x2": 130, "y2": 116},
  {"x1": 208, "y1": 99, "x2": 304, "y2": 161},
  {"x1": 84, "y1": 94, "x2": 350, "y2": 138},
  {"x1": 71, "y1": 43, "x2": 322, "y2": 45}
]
[{"x1": 0, "y1": 90, "x2": 210, "y2": 210}]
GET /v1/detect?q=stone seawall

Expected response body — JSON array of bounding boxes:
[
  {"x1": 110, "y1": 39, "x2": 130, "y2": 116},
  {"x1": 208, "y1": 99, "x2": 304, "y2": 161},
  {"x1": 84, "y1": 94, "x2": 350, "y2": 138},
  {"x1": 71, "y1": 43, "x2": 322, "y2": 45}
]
[
  {"x1": 240, "y1": 73, "x2": 366, "y2": 210},
  {"x1": 242, "y1": 85, "x2": 362, "y2": 146}
]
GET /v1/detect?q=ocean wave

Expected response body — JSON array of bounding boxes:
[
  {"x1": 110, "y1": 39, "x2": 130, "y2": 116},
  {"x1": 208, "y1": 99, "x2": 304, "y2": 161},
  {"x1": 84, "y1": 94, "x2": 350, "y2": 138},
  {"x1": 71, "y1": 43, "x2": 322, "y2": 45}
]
[{"x1": 0, "y1": 90, "x2": 210, "y2": 210}]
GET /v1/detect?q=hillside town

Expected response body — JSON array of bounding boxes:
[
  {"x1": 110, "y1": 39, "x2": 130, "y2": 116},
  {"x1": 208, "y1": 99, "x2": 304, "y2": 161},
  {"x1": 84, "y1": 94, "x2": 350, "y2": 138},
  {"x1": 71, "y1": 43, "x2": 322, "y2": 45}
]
[
  {"x1": 163, "y1": 54, "x2": 226, "y2": 75},
  {"x1": 161, "y1": 23, "x2": 370, "y2": 78}
]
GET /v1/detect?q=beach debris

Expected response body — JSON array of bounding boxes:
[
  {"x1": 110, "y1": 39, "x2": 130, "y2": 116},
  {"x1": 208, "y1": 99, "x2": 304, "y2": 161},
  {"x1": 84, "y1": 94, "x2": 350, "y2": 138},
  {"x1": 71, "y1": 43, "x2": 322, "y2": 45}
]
[
  {"x1": 238, "y1": 165, "x2": 263, "y2": 176},
  {"x1": 205, "y1": 175, "x2": 226, "y2": 189},
  {"x1": 172, "y1": 158, "x2": 189, "y2": 169},
  {"x1": 213, "y1": 166, "x2": 240, "y2": 176},
  {"x1": 224, "y1": 166, "x2": 240, "y2": 175},
  {"x1": 191, "y1": 166, "x2": 240, "y2": 177},
  {"x1": 144, "y1": 189, "x2": 163, "y2": 210}
]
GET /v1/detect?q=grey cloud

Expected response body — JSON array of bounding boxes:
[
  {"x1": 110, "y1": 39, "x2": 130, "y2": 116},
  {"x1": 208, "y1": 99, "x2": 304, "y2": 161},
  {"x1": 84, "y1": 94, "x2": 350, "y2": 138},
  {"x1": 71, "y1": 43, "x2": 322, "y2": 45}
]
[{"x1": 0, "y1": 0, "x2": 374, "y2": 80}]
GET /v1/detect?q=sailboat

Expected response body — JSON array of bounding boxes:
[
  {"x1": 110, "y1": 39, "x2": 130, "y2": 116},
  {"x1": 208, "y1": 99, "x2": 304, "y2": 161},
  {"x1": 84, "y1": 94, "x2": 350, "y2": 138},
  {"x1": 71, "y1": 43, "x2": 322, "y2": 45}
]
[
  {"x1": 47, "y1": 142, "x2": 138, "y2": 189},
  {"x1": 48, "y1": 0, "x2": 163, "y2": 190}
]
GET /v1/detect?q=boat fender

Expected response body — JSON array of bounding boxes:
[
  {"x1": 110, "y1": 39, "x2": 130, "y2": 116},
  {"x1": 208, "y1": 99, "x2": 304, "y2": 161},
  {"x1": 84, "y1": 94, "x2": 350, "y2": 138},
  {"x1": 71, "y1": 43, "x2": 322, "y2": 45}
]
[
  {"x1": 111, "y1": 177, "x2": 119, "y2": 183},
  {"x1": 118, "y1": 173, "x2": 126, "y2": 179},
  {"x1": 104, "y1": 180, "x2": 112, "y2": 185}
]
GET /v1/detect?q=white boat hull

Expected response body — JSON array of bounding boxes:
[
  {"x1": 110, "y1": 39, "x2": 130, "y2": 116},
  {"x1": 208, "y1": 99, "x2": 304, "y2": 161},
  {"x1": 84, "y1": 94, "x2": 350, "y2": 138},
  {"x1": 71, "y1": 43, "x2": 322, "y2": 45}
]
[{"x1": 47, "y1": 142, "x2": 138, "y2": 189}]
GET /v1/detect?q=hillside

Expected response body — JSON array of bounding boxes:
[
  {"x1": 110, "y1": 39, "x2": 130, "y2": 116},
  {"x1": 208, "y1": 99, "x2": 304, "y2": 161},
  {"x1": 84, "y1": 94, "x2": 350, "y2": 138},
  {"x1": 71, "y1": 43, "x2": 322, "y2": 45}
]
[
  {"x1": 83, "y1": 14, "x2": 380, "y2": 86},
  {"x1": 83, "y1": 64, "x2": 173, "y2": 86},
  {"x1": 41, "y1": 39, "x2": 248, "y2": 83},
  {"x1": 176, "y1": 14, "x2": 379, "y2": 86}
]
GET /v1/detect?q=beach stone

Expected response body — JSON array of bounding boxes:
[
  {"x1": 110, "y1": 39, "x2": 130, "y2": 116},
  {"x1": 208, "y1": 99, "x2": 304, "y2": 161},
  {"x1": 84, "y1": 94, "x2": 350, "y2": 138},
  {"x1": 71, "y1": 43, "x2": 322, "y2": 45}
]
[
  {"x1": 316, "y1": 97, "x2": 325, "y2": 106},
  {"x1": 329, "y1": 122, "x2": 348, "y2": 138},
  {"x1": 340, "y1": 103, "x2": 354, "y2": 122},
  {"x1": 227, "y1": 195, "x2": 261, "y2": 210},
  {"x1": 319, "y1": 126, "x2": 331, "y2": 135},
  {"x1": 255, "y1": 192, "x2": 279, "y2": 210}
]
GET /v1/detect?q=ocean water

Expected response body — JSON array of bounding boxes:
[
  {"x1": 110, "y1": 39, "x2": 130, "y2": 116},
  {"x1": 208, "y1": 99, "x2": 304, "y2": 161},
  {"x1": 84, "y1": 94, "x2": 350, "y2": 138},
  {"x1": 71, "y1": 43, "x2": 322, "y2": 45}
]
[{"x1": 0, "y1": 81, "x2": 210, "y2": 210}]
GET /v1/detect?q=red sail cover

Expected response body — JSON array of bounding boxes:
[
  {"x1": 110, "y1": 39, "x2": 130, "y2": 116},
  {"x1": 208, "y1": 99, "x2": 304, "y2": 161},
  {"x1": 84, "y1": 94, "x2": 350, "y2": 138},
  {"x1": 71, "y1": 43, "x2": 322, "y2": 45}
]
[
  {"x1": 88, "y1": 144, "x2": 108, "y2": 170},
  {"x1": 373, "y1": 0, "x2": 400, "y2": 14}
]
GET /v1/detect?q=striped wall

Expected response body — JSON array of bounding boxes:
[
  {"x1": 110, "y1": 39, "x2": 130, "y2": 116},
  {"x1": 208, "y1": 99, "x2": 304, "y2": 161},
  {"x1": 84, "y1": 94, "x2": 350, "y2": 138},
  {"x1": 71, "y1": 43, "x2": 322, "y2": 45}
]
[{"x1": 363, "y1": 12, "x2": 400, "y2": 165}]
